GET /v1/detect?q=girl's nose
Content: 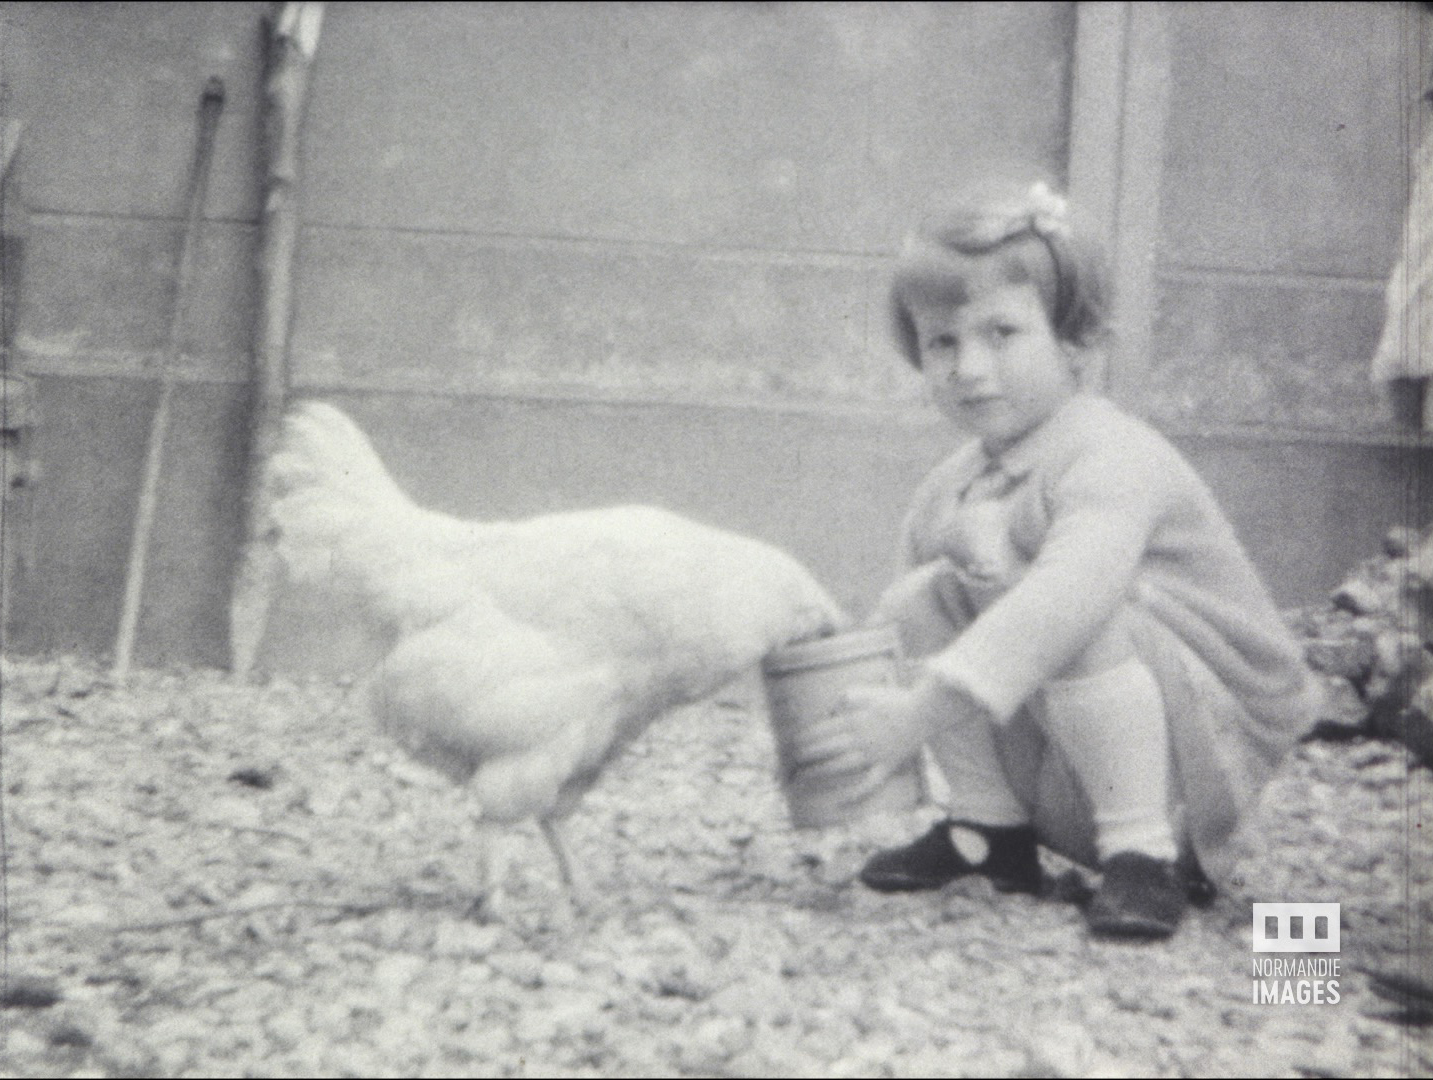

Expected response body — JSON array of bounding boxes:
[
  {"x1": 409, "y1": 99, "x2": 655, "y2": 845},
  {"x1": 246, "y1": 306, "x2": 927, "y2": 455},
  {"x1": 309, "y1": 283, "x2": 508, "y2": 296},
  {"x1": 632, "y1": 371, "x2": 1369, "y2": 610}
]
[{"x1": 953, "y1": 343, "x2": 995, "y2": 385}]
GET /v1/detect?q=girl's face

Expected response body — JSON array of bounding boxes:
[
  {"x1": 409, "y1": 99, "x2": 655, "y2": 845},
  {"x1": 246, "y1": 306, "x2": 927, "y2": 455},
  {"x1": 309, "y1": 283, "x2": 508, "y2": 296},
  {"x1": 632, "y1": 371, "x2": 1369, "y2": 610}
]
[{"x1": 910, "y1": 282, "x2": 1077, "y2": 454}]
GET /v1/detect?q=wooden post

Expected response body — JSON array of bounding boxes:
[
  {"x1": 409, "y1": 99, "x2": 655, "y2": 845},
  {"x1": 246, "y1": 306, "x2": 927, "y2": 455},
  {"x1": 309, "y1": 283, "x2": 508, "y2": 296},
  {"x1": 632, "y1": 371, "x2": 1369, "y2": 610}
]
[
  {"x1": 1065, "y1": 2, "x2": 1169, "y2": 406},
  {"x1": 1, "y1": 118, "x2": 22, "y2": 351},
  {"x1": 229, "y1": 2, "x2": 324, "y2": 679},
  {"x1": 2, "y1": 120, "x2": 30, "y2": 654}
]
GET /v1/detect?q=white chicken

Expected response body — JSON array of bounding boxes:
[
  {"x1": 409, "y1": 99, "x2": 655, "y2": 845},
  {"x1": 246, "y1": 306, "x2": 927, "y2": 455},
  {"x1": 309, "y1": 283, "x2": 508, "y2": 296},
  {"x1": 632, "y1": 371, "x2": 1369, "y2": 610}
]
[{"x1": 265, "y1": 400, "x2": 845, "y2": 911}]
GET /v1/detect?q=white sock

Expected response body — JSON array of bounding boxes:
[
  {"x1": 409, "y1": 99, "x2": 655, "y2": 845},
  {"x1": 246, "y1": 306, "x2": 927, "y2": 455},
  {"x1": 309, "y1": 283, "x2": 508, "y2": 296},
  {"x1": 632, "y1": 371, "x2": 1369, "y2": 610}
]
[{"x1": 1042, "y1": 658, "x2": 1178, "y2": 863}]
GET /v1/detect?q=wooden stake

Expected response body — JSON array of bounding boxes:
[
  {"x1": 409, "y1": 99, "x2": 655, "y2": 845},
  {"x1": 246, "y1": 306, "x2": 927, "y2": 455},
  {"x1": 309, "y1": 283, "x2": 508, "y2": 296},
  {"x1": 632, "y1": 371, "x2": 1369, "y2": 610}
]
[
  {"x1": 229, "y1": 2, "x2": 324, "y2": 679},
  {"x1": 112, "y1": 77, "x2": 226, "y2": 678}
]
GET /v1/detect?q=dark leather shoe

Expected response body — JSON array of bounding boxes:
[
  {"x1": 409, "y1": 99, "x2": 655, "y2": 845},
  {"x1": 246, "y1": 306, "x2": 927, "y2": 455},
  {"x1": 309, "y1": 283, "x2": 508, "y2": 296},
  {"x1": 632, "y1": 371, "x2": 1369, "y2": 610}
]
[
  {"x1": 1086, "y1": 852, "x2": 1188, "y2": 940},
  {"x1": 859, "y1": 820, "x2": 1042, "y2": 896}
]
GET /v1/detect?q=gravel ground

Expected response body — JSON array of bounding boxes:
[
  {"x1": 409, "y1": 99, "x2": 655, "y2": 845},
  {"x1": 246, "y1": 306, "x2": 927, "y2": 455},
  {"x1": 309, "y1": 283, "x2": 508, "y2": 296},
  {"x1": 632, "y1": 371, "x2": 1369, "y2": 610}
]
[{"x1": 0, "y1": 653, "x2": 1429, "y2": 1078}]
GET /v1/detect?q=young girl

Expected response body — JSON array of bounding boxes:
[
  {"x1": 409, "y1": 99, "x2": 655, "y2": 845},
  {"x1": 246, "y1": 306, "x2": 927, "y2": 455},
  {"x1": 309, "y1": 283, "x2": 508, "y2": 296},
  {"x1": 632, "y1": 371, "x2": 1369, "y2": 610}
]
[{"x1": 805, "y1": 183, "x2": 1323, "y2": 940}]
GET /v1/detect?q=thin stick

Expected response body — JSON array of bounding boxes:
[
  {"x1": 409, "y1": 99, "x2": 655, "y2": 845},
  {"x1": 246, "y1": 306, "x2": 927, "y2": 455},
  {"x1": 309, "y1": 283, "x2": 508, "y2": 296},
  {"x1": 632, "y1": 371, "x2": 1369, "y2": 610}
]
[
  {"x1": 99, "y1": 886, "x2": 462, "y2": 935},
  {"x1": 229, "y1": 2, "x2": 325, "y2": 679},
  {"x1": 112, "y1": 77, "x2": 226, "y2": 678},
  {"x1": 105, "y1": 899, "x2": 386, "y2": 934}
]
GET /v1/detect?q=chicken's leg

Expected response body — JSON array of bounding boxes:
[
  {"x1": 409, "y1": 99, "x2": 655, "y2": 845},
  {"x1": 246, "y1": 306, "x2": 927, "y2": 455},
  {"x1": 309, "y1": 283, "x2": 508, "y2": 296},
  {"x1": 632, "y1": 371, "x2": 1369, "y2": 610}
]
[
  {"x1": 466, "y1": 819, "x2": 513, "y2": 922},
  {"x1": 466, "y1": 818, "x2": 589, "y2": 923},
  {"x1": 540, "y1": 817, "x2": 592, "y2": 914}
]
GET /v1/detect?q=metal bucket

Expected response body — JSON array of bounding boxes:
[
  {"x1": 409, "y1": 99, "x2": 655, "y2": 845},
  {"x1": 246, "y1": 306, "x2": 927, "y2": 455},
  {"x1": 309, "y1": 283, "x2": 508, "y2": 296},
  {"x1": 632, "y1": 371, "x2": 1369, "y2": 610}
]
[{"x1": 762, "y1": 624, "x2": 923, "y2": 828}]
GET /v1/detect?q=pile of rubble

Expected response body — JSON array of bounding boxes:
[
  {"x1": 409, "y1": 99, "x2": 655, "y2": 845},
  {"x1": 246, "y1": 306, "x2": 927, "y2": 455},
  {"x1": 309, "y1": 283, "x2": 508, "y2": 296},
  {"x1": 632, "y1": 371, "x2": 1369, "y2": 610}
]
[{"x1": 1290, "y1": 523, "x2": 1433, "y2": 765}]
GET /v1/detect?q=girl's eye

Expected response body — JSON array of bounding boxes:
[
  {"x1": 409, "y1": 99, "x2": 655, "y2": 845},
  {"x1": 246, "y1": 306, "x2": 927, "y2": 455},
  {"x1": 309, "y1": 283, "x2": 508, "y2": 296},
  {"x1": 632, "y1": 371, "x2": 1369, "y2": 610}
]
[{"x1": 989, "y1": 323, "x2": 1019, "y2": 341}]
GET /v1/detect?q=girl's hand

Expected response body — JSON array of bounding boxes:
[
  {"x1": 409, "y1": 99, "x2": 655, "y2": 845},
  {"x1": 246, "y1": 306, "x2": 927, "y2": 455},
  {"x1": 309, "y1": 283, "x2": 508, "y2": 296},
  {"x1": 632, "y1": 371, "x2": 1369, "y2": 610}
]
[
  {"x1": 800, "y1": 675, "x2": 978, "y2": 806},
  {"x1": 799, "y1": 684, "x2": 921, "y2": 789},
  {"x1": 802, "y1": 670, "x2": 991, "y2": 802}
]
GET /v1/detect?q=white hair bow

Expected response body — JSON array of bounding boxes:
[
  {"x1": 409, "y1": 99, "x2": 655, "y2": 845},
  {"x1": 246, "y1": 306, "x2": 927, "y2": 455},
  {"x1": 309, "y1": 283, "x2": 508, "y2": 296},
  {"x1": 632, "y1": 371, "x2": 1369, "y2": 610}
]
[{"x1": 1026, "y1": 181, "x2": 1069, "y2": 238}]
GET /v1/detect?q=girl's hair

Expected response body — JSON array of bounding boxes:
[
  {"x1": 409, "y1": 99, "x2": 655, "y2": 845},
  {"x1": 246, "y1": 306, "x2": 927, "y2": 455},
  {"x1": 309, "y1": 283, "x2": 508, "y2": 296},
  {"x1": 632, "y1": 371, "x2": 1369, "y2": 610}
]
[{"x1": 889, "y1": 183, "x2": 1108, "y2": 368}]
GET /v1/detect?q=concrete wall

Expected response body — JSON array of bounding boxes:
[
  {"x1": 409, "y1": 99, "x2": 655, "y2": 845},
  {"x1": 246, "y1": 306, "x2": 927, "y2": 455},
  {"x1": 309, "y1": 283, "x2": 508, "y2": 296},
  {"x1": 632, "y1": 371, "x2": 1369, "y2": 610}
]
[
  {"x1": 288, "y1": 2, "x2": 1073, "y2": 404},
  {"x1": 1140, "y1": 1, "x2": 1415, "y2": 431},
  {"x1": 0, "y1": 2, "x2": 1073, "y2": 669},
  {"x1": 0, "y1": 2, "x2": 1426, "y2": 673}
]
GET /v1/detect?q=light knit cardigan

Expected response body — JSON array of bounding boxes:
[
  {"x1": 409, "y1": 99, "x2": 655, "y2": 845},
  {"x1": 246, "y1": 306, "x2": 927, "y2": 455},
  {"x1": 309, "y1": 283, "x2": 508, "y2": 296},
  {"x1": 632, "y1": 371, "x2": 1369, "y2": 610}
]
[{"x1": 899, "y1": 393, "x2": 1323, "y2": 865}]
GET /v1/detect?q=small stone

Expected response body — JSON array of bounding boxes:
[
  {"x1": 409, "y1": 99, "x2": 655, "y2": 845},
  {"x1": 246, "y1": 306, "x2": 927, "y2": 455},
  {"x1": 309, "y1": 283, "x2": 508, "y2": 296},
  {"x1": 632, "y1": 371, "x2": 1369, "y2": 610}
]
[
  {"x1": 1384, "y1": 526, "x2": 1421, "y2": 558},
  {"x1": 265, "y1": 1009, "x2": 310, "y2": 1050},
  {"x1": 227, "y1": 766, "x2": 278, "y2": 790},
  {"x1": 486, "y1": 951, "x2": 545, "y2": 989},
  {"x1": 1305, "y1": 637, "x2": 1375, "y2": 678},
  {"x1": 46, "y1": 1022, "x2": 92, "y2": 1049},
  {"x1": 2, "y1": 1028, "x2": 49, "y2": 1059},
  {"x1": 372, "y1": 952, "x2": 426, "y2": 992},
  {"x1": 1, "y1": 975, "x2": 62, "y2": 1008},
  {"x1": 1333, "y1": 579, "x2": 1385, "y2": 617},
  {"x1": 539, "y1": 959, "x2": 583, "y2": 988},
  {"x1": 431, "y1": 919, "x2": 503, "y2": 959}
]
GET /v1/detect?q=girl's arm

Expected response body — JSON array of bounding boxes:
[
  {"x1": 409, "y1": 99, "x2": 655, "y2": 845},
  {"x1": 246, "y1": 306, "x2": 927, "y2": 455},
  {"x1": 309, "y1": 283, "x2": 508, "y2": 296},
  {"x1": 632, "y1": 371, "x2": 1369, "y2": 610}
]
[{"x1": 924, "y1": 438, "x2": 1172, "y2": 722}]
